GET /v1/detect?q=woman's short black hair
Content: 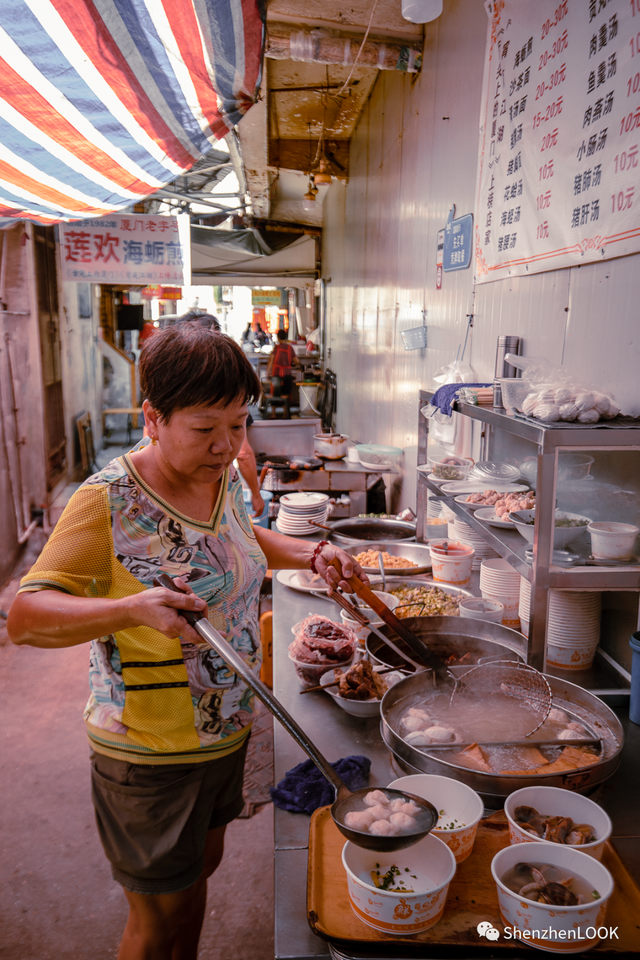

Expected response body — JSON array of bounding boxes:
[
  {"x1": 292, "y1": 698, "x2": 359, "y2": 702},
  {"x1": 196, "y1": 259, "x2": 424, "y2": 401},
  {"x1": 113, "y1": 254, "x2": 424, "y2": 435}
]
[{"x1": 140, "y1": 323, "x2": 260, "y2": 422}]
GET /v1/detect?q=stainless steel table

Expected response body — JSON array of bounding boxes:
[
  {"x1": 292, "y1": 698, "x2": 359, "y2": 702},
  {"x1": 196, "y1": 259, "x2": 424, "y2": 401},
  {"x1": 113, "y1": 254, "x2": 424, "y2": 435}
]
[{"x1": 271, "y1": 576, "x2": 640, "y2": 960}]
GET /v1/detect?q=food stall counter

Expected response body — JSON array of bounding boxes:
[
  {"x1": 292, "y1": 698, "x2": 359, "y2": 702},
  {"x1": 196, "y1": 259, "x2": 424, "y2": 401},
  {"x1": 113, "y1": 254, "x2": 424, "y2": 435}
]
[{"x1": 271, "y1": 576, "x2": 640, "y2": 960}]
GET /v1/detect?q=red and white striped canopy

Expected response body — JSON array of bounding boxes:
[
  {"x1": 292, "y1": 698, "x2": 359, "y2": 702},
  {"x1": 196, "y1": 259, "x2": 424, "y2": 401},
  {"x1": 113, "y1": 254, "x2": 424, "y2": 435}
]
[{"x1": 0, "y1": 0, "x2": 265, "y2": 226}]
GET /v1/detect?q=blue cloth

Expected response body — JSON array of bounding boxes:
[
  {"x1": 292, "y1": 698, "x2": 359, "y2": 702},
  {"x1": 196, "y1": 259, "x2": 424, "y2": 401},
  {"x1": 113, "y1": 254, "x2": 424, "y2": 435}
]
[
  {"x1": 270, "y1": 755, "x2": 371, "y2": 815},
  {"x1": 431, "y1": 382, "x2": 492, "y2": 417}
]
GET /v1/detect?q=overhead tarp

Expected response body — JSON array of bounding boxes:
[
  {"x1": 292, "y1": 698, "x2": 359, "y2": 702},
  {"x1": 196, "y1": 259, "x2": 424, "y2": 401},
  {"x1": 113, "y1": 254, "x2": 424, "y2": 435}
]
[
  {"x1": 0, "y1": 0, "x2": 265, "y2": 226},
  {"x1": 191, "y1": 225, "x2": 317, "y2": 287}
]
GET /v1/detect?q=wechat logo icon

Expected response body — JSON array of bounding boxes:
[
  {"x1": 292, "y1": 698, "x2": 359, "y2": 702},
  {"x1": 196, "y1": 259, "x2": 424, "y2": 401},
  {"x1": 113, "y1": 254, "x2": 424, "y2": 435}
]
[{"x1": 477, "y1": 921, "x2": 500, "y2": 941}]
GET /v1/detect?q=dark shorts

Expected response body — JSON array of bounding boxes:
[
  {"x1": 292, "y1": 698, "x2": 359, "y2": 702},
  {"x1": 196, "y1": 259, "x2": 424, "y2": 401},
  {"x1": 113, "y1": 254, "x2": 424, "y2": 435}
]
[{"x1": 90, "y1": 741, "x2": 248, "y2": 895}]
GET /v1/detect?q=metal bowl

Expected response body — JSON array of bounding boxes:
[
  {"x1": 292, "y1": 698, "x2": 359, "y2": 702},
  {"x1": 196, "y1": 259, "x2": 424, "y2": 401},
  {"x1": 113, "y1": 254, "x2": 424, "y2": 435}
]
[
  {"x1": 365, "y1": 615, "x2": 526, "y2": 671},
  {"x1": 348, "y1": 541, "x2": 431, "y2": 575},
  {"x1": 325, "y1": 517, "x2": 416, "y2": 545},
  {"x1": 381, "y1": 670, "x2": 623, "y2": 805}
]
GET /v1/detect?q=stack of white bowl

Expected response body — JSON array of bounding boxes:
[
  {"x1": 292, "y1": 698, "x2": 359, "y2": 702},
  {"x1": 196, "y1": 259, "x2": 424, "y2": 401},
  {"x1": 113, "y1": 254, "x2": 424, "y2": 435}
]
[
  {"x1": 479, "y1": 558, "x2": 521, "y2": 627},
  {"x1": 275, "y1": 492, "x2": 329, "y2": 536},
  {"x1": 427, "y1": 491, "x2": 442, "y2": 518},
  {"x1": 519, "y1": 580, "x2": 601, "y2": 670},
  {"x1": 453, "y1": 518, "x2": 500, "y2": 570}
]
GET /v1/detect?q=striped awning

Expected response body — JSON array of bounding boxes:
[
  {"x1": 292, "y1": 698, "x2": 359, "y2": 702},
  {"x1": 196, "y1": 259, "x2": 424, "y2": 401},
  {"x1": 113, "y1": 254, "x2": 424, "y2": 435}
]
[{"x1": 0, "y1": 0, "x2": 265, "y2": 226}]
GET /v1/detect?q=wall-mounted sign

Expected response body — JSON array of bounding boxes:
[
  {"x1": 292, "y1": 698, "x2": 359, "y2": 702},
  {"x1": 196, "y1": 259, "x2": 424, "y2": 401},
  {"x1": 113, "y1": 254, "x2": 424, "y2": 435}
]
[
  {"x1": 140, "y1": 285, "x2": 182, "y2": 300},
  {"x1": 476, "y1": 0, "x2": 640, "y2": 282},
  {"x1": 60, "y1": 215, "x2": 185, "y2": 284},
  {"x1": 251, "y1": 290, "x2": 281, "y2": 305},
  {"x1": 443, "y1": 205, "x2": 474, "y2": 271}
]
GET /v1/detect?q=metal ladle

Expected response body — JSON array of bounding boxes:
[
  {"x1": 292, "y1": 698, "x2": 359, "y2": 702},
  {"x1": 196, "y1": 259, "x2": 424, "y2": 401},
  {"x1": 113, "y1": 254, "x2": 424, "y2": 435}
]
[{"x1": 154, "y1": 575, "x2": 437, "y2": 852}]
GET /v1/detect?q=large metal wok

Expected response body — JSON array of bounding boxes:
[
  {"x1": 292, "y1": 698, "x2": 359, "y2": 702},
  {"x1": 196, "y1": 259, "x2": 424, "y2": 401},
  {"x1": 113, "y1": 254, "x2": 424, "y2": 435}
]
[
  {"x1": 365, "y1": 615, "x2": 527, "y2": 671},
  {"x1": 322, "y1": 517, "x2": 416, "y2": 545},
  {"x1": 381, "y1": 669, "x2": 624, "y2": 805}
]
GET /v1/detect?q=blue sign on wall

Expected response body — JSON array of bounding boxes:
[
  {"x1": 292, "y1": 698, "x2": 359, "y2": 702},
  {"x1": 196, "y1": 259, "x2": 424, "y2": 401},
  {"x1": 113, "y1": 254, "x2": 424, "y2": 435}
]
[{"x1": 443, "y1": 205, "x2": 473, "y2": 272}]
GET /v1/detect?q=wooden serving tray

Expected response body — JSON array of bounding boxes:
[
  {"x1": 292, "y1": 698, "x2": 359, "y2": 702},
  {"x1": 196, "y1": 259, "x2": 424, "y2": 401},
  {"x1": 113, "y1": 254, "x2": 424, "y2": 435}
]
[{"x1": 307, "y1": 808, "x2": 640, "y2": 955}]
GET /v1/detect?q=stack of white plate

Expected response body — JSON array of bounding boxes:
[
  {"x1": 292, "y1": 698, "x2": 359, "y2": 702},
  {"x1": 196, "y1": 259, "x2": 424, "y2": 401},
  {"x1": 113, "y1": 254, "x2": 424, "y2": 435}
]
[
  {"x1": 453, "y1": 518, "x2": 500, "y2": 570},
  {"x1": 519, "y1": 581, "x2": 601, "y2": 670},
  {"x1": 275, "y1": 492, "x2": 329, "y2": 536},
  {"x1": 426, "y1": 491, "x2": 442, "y2": 518},
  {"x1": 478, "y1": 558, "x2": 521, "y2": 627}
]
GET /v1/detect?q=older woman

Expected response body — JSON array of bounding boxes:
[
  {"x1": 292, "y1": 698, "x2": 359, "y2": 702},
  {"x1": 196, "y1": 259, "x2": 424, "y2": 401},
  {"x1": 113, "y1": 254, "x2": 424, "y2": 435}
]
[{"x1": 8, "y1": 324, "x2": 364, "y2": 960}]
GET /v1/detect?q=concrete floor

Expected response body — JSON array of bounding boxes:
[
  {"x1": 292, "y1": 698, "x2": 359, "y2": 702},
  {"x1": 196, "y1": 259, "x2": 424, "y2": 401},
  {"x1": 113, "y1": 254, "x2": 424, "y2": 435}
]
[{"x1": 0, "y1": 537, "x2": 275, "y2": 960}]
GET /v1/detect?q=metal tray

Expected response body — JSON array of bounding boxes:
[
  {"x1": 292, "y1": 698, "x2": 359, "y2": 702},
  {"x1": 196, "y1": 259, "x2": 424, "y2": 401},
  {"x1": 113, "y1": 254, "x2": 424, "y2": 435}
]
[{"x1": 347, "y1": 541, "x2": 432, "y2": 575}]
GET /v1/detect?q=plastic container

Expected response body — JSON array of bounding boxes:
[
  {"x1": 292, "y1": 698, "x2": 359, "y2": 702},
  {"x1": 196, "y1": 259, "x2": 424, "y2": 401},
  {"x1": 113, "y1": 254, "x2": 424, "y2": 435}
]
[
  {"x1": 423, "y1": 517, "x2": 448, "y2": 540},
  {"x1": 355, "y1": 444, "x2": 403, "y2": 469},
  {"x1": 287, "y1": 651, "x2": 354, "y2": 688},
  {"x1": 498, "y1": 377, "x2": 531, "y2": 415},
  {"x1": 341, "y1": 832, "x2": 456, "y2": 935},
  {"x1": 428, "y1": 455, "x2": 472, "y2": 482},
  {"x1": 243, "y1": 488, "x2": 273, "y2": 529},
  {"x1": 458, "y1": 598, "x2": 504, "y2": 622},
  {"x1": 504, "y1": 786, "x2": 612, "y2": 862},
  {"x1": 491, "y1": 843, "x2": 614, "y2": 953},
  {"x1": 587, "y1": 521, "x2": 639, "y2": 560},
  {"x1": 428, "y1": 540, "x2": 474, "y2": 586},
  {"x1": 629, "y1": 631, "x2": 640, "y2": 725},
  {"x1": 388, "y1": 774, "x2": 483, "y2": 864}
]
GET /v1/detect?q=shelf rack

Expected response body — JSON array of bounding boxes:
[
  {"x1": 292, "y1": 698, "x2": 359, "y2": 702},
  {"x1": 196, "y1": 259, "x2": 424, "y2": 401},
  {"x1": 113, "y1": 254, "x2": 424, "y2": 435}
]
[{"x1": 417, "y1": 390, "x2": 640, "y2": 698}]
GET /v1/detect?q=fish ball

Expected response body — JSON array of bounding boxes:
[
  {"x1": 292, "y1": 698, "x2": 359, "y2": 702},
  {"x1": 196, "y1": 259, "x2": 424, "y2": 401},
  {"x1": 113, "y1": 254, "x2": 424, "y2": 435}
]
[
  {"x1": 404, "y1": 730, "x2": 433, "y2": 746},
  {"x1": 424, "y1": 725, "x2": 455, "y2": 743},
  {"x1": 367, "y1": 803, "x2": 392, "y2": 821},
  {"x1": 558, "y1": 728, "x2": 585, "y2": 740},
  {"x1": 390, "y1": 812, "x2": 418, "y2": 831},
  {"x1": 407, "y1": 707, "x2": 431, "y2": 720},
  {"x1": 401, "y1": 716, "x2": 429, "y2": 732},
  {"x1": 344, "y1": 809, "x2": 376, "y2": 830},
  {"x1": 548, "y1": 707, "x2": 569, "y2": 723},
  {"x1": 363, "y1": 790, "x2": 390, "y2": 806},
  {"x1": 369, "y1": 819, "x2": 397, "y2": 836},
  {"x1": 389, "y1": 799, "x2": 421, "y2": 816}
]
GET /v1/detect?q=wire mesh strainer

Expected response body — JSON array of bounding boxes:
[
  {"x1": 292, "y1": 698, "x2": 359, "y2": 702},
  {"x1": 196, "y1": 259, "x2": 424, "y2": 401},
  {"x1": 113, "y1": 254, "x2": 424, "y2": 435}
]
[{"x1": 450, "y1": 660, "x2": 552, "y2": 736}]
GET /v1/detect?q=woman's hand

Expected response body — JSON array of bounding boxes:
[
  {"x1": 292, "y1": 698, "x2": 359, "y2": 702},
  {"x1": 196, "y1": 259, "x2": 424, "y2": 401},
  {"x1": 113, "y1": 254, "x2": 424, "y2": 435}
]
[
  {"x1": 126, "y1": 577, "x2": 207, "y2": 644},
  {"x1": 312, "y1": 543, "x2": 369, "y2": 591},
  {"x1": 250, "y1": 491, "x2": 265, "y2": 517}
]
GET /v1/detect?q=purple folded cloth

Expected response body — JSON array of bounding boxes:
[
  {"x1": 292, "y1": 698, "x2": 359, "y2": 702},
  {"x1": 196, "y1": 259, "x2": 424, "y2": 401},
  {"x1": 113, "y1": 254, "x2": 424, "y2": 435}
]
[
  {"x1": 270, "y1": 755, "x2": 371, "y2": 815},
  {"x1": 432, "y1": 382, "x2": 492, "y2": 417}
]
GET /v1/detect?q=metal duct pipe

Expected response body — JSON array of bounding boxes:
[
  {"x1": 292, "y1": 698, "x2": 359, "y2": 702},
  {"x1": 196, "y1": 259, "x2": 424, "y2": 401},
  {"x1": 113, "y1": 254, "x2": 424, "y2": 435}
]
[{"x1": 265, "y1": 27, "x2": 422, "y2": 73}]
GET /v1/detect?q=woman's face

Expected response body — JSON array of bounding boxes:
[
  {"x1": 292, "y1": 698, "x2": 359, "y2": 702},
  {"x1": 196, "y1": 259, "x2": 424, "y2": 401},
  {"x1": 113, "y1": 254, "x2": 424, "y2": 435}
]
[{"x1": 148, "y1": 398, "x2": 248, "y2": 483}]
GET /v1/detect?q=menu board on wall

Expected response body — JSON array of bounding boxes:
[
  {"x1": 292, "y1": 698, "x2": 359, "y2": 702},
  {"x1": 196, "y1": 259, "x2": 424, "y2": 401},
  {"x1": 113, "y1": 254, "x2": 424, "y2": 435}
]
[{"x1": 475, "y1": 0, "x2": 640, "y2": 283}]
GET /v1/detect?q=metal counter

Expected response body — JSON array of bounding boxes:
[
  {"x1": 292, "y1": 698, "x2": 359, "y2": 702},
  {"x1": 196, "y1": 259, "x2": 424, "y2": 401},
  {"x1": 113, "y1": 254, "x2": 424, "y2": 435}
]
[{"x1": 271, "y1": 576, "x2": 640, "y2": 960}]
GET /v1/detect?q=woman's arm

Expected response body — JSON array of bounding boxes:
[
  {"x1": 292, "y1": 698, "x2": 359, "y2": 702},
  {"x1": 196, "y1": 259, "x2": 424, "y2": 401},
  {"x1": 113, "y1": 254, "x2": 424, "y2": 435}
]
[
  {"x1": 252, "y1": 527, "x2": 367, "y2": 590},
  {"x1": 8, "y1": 579, "x2": 207, "y2": 650},
  {"x1": 236, "y1": 438, "x2": 265, "y2": 517}
]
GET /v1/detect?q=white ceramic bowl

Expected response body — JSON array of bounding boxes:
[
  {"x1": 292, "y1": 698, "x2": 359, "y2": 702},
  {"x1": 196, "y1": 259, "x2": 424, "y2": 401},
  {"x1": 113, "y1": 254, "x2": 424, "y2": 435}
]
[
  {"x1": 491, "y1": 843, "x2": 614, "y2": 953},
  {"x1": 587, "y1": 521, "x2": 639, "y2": 560},
  {"x1": 388, "y1": 774, "x2": 484, "y2": 864},
  {"x1": 342, "y1": 832, "x2": 456, "y2": 935},
  {"x1": 319, "y1": 667, "x2": 405, "y2": 717},
  {"x1": 504, "y1": 786, "x2": 612, "y2": 861},
  {"x1": 458, "y1": 598, "x2": 504, "y2": 622},
  {"x1": 510, "y1": 510, "x2": 592, "y2": 550}
]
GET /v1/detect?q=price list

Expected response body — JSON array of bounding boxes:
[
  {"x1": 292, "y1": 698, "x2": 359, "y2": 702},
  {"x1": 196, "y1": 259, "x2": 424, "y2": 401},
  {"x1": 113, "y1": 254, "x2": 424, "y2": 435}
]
[{"x1": 475, "y1": 0, "x2": 640, "y2": 283}]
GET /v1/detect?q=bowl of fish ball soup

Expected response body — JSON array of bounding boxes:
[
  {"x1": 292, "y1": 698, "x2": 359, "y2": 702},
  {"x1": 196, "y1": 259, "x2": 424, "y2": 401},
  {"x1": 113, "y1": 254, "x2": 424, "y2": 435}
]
[
  {"x1": 491, "y1": 842, "x2": 614, "y2": 953},
  {"x1": 341, "y1": 830, "x2": 456, "y2": 935},
  {"x1": 505, "y1": 786, "x2": 612, "y2": 861},
  {"x1": 388, "y1": 774, "x2": 484, "y2": 863}
]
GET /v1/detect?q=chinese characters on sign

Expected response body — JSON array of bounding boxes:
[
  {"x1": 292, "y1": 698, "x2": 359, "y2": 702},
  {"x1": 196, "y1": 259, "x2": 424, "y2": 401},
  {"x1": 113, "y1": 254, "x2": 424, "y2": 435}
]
[
  {"x1": 442, "y1": 205, "x2": 474, "y2": 271},
  {"x1": 476, "y1": 0, "x2": 640, "y2": 282},
  {"x1": 59, "y1": 215, "x2": 185, "y2": 284}
]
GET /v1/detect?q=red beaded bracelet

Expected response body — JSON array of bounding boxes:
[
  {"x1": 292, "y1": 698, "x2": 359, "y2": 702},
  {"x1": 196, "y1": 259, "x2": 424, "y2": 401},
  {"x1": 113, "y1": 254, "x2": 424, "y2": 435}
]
[{"x1": 310, "y1": 540, "x2": 329, "y2": 574}]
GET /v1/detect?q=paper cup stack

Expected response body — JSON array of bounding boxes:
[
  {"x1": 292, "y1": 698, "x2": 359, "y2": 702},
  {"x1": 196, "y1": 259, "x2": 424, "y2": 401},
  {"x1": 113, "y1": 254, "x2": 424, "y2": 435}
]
[
  {"x1": 453, "y1": 518, "x2": 500, "y2": 570},
  {"x1": 275, "y1": 492, "x2": 329, "y2": 535},
  {"x1": 479, "y1": 558, "x2": 521, "y2": 628},
  {"x1": 519, "y1": 580, "x2": 602, "y2": 669},
  {"x1": 427, "y1": 490, "x2": 442, "y2": 518}
]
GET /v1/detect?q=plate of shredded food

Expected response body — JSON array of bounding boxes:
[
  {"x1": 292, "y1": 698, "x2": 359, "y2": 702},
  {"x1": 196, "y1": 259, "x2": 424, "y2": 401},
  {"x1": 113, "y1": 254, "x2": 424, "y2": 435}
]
[{"x1": 350, "y1": 541, "x2": 432, "y2": 575}]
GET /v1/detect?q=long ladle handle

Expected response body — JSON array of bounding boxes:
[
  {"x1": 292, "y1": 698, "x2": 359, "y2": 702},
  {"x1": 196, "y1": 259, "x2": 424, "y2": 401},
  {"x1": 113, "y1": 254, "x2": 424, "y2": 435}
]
[
  {"x1": 331, "y1": 560, "x2": 452, "y2": 681},
  {"x1": 154, "y1": 575, "x2": 348, "y2": 795}
]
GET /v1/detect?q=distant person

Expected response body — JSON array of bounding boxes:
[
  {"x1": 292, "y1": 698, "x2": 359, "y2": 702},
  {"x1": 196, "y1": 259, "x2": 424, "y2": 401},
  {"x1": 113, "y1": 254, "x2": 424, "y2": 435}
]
[
  {"x1": 267, "y1": 329, "x2": 299, "y2": 398},
  {"x1": 139, "y1": 320, "x2": 156, "y2": 343},
  {"x1": 253, "y1": 324, "x2": 269, "y2": 347},
  {"x1": 241, "y1": 323, "x2": 254, "y2": 343},
  {"x1": 178, "y1": 310, "x2": 221, "y2": 331}
]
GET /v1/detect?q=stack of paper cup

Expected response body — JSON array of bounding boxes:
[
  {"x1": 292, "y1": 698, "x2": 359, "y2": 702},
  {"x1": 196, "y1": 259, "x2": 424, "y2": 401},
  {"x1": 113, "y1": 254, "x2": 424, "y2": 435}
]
[
  {"x1": 546, "y1": 591, "x2": 601, "y2": 670},
  {"x1": 453, "y1": 518, "x2": 500, "y2": 570},
  {"x1": 519, "y1": 577, "x2": 532, "y2": 637},
  {"x1": 479, "y1": 558, "x2": 521, "y2": 628},
  {"x1": 427, "y1": 491, "x2": 442, "y2": 518}
]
